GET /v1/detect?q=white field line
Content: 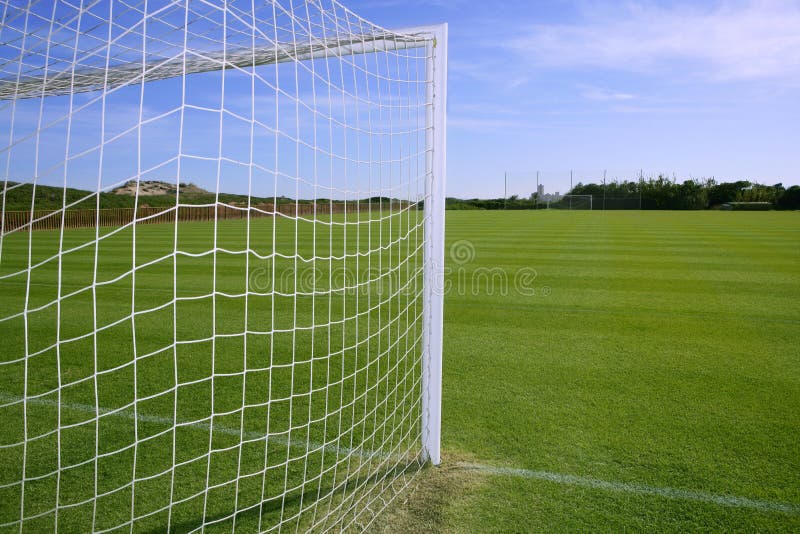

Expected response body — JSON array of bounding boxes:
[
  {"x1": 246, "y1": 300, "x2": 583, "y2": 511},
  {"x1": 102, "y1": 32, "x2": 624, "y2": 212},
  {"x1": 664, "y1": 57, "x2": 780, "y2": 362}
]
[
  {"x1": 0, "y1": 392, "x2": 388, "y2": 462},
  {"x1": 459, "y1": 463, "x2": 800, "y2": 516},
  {"x1": 5, "y1": 393, "x2": 799, "y2": 516}
]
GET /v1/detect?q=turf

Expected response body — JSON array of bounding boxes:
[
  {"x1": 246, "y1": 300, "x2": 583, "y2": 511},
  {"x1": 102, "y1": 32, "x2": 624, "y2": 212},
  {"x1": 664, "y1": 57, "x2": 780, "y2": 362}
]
[
  {"x1": 0, "y1": 210, "x2": 426, "y2": 532},
  {"x1": 440, "y1": 210, "x2": 800, "y2": 531},
  {"x1": 1, "y1": 210, "x2": 799, "y2": 532}
]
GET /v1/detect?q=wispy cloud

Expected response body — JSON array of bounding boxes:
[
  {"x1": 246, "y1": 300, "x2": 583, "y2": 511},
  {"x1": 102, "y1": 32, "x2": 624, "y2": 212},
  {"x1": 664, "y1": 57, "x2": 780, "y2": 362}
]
[
  {"x1": 450, "y1": 58, "x2": 533, "y2": 90},
  {"x1": 506, "y1": 0, "x2": 800, "y2": 83},
  {"x1": 357, "y1": 0, "x2": 468, "y2": 9},
  {"x1": 580, "y1": 86, "x2": 637, "y2": 101},
  {"x1": 448, "y1": 116, "x2": 529, "y2": 131},
  {"x1": 448, "y1": 100, "x2": 536, "y2": 131},
  {"x1": 449, "y1": 59, "x2": 497, "y2": 83},
  {"x1": 607, "y1": 104, "x2": 705, "y2": 115}
]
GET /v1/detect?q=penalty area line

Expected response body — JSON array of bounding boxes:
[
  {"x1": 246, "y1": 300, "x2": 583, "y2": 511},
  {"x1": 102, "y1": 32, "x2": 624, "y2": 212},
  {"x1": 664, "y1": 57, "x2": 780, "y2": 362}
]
[{"x1": 458, "y1": 463, "x2": 800, "y2": 516}]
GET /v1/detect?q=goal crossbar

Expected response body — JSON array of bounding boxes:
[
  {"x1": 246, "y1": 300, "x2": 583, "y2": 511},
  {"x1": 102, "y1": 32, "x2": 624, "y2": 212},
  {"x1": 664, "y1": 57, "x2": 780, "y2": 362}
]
[{"x1": 1, "y1": 30, "x2": 433, "y2": 101}]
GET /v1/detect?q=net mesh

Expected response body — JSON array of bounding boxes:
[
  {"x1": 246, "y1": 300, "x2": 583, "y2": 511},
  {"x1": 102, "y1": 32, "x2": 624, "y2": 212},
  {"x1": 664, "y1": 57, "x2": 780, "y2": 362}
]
[
  {"x1": 0, "y1": 1, "x2": 435, "y2": 531},
  {"x1": 550, "y1": 195, "x2": 592, "y2": 210}
]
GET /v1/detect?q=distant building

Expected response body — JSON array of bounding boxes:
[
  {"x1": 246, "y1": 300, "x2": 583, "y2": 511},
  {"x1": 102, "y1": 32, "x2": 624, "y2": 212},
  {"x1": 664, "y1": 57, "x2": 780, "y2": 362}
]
[
  {"x1": 537, "y1": 184, "x2": 544, "y2": 197},
  {"x1": 540, "y1": 192, "x2": 562, "y2": 203}
]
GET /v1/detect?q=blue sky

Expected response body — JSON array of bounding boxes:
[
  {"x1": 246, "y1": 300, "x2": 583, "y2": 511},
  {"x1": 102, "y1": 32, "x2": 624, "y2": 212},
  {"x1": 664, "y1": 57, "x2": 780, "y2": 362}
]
[
  {"x1": 4, "y1": 0, "x2": 798, "y2": 201},
  {"x1": 349, "y1": 0, "x2": 800, "y2": 198}
]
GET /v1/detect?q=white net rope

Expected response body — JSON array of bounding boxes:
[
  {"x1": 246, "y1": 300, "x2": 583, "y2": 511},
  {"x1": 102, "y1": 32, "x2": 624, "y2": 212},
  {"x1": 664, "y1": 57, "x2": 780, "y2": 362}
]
[{"x1": 0, "y1": 1, "x2": 435, "y2": 531}]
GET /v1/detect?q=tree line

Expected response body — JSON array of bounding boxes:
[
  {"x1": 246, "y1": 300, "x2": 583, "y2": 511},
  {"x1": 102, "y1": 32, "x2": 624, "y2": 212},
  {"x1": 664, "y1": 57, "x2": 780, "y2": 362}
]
[
  {"x1": 445, "y1": 177, "x2": 800, "y2": 210},
  {"x1": 445, "y1": 195, "x2": 541, "y2": 210},
  {"x1": 571, "y1": 177, "x2": 800, "y2": 210}
]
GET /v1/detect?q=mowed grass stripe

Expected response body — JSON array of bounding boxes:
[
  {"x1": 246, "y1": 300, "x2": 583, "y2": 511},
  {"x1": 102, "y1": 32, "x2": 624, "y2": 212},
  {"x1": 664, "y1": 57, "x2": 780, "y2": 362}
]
[
  {"x1": 452, "y1": 300, "x2": 800, "y2": 326},
  {"x1": 7, "y1": 392, "x2": 798, "y2": 521},
  {"x1": 0, "y1": 392, "x2": 393, "y2": 463},
  {"x1": 441, "y1": 210, "x2": 800, "y2": 531},
  {"x1": 460, "y1": 463, "x2": 800, "y2": 516}
]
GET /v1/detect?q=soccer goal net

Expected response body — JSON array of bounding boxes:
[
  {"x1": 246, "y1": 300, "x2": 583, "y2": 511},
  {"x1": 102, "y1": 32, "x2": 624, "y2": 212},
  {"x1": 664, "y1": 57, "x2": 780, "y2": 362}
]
[
  {"x1": 0, "y1": 1, "x2": 446, "y2": 531},
  {"x1": 550, "y1": 195, "x2": 593, "y2": 210}
]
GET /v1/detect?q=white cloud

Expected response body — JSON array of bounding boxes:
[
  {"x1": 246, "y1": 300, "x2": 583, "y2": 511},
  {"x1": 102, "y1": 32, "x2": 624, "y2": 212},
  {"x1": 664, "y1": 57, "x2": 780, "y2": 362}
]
[
  {"x1": 580, "y1": 86, "x2": 637, "y2": 101},
  {"x1": 451, "y1": 56, "x2": 537, "y2": 90},
  {"x1": 507, "y1": 0, "x2": 800, "y2": 83}
]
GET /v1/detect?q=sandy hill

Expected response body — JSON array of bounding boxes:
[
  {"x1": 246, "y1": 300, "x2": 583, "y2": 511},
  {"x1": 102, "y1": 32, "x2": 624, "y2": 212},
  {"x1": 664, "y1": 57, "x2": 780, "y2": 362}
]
[{"x1": 111, "y1": 180, "x2": 210, "y2": 196}]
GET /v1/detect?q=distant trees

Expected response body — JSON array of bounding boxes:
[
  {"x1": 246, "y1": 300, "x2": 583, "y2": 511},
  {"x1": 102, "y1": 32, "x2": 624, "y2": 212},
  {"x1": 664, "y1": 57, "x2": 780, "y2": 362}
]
[
  {"x1": 776, "y1": 186, "x2": 800, "y2": 210},
  {"x1": 569, "y1": 176, "x2": 800, "y2": 210},
  {"x1": 706, "y1": 180, "x2": 747, "y2": 205},
  {"x1": 445, "y1": 196, "x2": 542, "y2": 210},
  {"x1": 443, "y1": 177, "x2": 800, "y2": 211}
]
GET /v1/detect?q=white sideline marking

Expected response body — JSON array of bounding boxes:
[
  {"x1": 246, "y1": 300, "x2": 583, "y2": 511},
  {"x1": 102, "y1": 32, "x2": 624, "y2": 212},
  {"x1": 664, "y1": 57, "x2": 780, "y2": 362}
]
[
  {"x1": 0, "y1": 392, "x2": 387, "y2": 461},
  {"x1": 459, "y1": 463, "x2": 800, "y2": 516},
  {"x1": 7, "y1": 393, "x2": 799, "y2": 516}
]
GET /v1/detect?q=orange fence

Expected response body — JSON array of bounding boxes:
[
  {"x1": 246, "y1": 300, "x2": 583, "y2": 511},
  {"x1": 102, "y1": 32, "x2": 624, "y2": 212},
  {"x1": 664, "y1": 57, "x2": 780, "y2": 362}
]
[{"x1": 2, "y1": 202, "x2": 410, "y2": 234}]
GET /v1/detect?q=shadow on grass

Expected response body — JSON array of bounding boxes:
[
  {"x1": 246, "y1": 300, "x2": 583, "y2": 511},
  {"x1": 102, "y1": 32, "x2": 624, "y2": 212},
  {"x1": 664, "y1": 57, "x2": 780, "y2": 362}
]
[{"x1": 153, "y1": 457, "x2": 426, "y2": 533}]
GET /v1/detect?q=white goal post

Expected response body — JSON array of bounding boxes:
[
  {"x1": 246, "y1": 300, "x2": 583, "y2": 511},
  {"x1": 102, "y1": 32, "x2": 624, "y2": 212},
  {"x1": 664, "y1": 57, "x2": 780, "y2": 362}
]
[{"x1": 0, "y1": 1, "x2": 445, "y2": 531}]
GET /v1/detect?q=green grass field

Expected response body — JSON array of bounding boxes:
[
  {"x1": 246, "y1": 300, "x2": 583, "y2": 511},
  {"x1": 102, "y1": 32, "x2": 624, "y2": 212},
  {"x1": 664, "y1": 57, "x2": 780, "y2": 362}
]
[
  {"x1": 0, "y1": 210, "x2": 426, "y2": 532},
  {"x1": 1, "y1": 210, "x2": 799, "y2": 532},
  {"x1": 435, "y1": 210, "x2": 800, "y2": 531}
]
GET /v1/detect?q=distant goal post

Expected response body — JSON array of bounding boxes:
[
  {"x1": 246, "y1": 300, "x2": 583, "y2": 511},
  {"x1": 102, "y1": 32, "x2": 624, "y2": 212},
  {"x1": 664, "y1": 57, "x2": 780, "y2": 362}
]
[{"x1": 550, "y1": 195, "x2": 593, "y2": 210}]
